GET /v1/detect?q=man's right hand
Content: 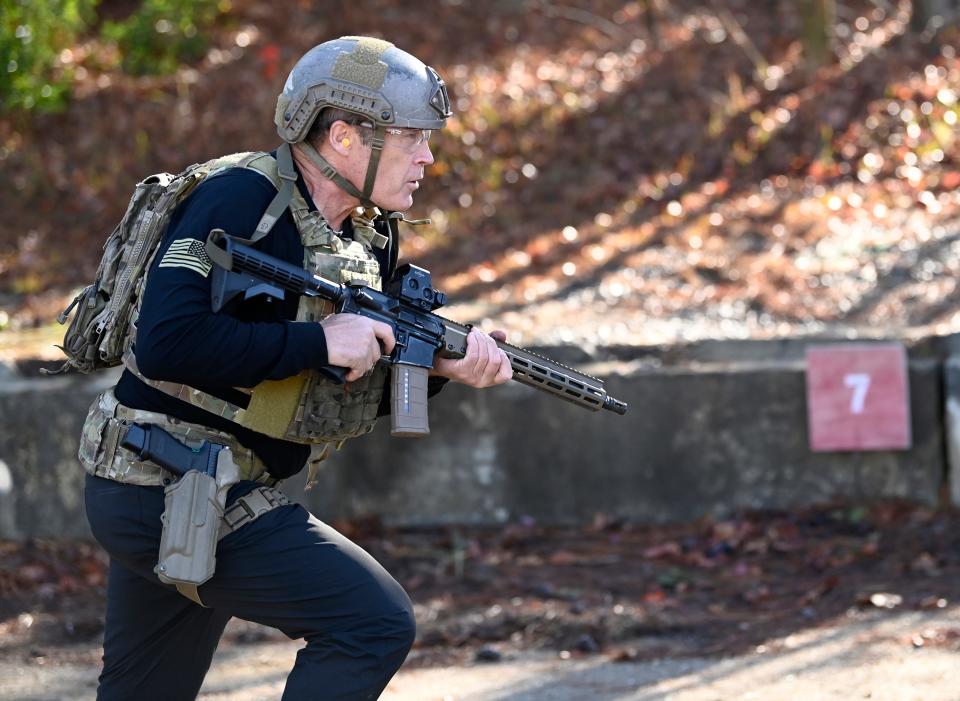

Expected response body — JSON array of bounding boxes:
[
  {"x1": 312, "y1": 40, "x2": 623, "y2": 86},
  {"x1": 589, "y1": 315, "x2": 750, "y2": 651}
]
[{"x1": 320, "y1": 313, "x2": 396, "y2": 382}]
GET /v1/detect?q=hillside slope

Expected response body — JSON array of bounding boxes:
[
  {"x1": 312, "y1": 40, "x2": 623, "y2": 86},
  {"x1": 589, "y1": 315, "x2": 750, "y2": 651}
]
[{"x1": 2, "y1": 0, "x2": 960, "y2": 347}]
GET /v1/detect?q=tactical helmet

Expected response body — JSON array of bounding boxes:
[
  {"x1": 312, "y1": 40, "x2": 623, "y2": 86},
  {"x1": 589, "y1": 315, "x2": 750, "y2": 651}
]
[
  {"x1": 276, "y1": 36, "x2": 451, "y2": 140},
  {"x1": 275, "y1": 36, "x2": 452, "y2": 206}
]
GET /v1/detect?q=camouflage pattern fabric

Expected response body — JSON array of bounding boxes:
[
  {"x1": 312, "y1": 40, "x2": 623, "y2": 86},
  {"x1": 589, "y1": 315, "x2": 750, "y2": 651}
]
[{"x1": 79, "y1": 390, "x2": 269, "y2": 486}]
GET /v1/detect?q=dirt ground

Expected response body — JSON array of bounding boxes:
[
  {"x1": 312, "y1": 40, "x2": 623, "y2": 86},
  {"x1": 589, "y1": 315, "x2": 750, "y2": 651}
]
[
  {"x1": 2, "y1": 605, "x2": 960, "y2": 701},
  {"x1": 3, "y1": 500, "x2": 960, "y2": 699}
]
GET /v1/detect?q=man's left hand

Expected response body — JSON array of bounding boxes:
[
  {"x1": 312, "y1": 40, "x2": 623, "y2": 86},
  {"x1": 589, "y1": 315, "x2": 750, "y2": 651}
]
[{"x1": 431, "y1": 329, "x2": 513, "y2": 388}]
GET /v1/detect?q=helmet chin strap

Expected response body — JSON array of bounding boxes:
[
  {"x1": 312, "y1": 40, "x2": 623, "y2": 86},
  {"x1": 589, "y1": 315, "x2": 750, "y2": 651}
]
[{"x1": 298, "y1": 124, "x2": 386, "y2": 208}]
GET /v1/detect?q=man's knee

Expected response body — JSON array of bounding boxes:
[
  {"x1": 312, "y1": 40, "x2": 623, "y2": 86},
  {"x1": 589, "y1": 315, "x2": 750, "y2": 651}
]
[
  {"x1": 383, "y1": 598, "x2": 417, "y2": 658},
  {"x1": 305, "y1": 594, "x2": 416, "y2": 667},
  {"x1": 285, "y1": 602, "x2": 416, "y2": 700},
  {"x1": 352, "y1": 595, "x2": 416, "y2": 662},
  {"x1": 357, "y1": 568, "x2": 416, "y2": 659}
]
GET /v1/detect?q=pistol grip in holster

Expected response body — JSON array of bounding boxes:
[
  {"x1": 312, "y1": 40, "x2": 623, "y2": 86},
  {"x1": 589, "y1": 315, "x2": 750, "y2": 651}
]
[
  {"x1": 155, "y1": 448, "x2": 240, "y2": 598},
  {"x1": 390, "y1": 364, "x2": 430, "y2": 437}
]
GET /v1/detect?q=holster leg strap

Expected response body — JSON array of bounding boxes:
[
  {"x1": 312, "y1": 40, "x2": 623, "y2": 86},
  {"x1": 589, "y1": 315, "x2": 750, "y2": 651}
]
[
  {"x1": 218, "y1": 486, "x2": 290, "y2": 540},
  {"x1": 177, "y1": 487, "x2": 290, "y2": 607}
]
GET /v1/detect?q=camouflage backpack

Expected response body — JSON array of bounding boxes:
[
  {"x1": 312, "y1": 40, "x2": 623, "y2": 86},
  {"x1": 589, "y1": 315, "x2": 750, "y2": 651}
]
[{"x1": 47, "y1": 147, "x2": 299, "y2": 375}]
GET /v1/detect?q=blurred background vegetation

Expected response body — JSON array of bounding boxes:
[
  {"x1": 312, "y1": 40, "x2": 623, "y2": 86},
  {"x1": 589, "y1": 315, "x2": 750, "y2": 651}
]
[
  {"x1": 1, "y1": 0, "x2": 226, "y2": 111},
  {"x1": 2, "y1": 0, "x2": 960, "y2": 352}
]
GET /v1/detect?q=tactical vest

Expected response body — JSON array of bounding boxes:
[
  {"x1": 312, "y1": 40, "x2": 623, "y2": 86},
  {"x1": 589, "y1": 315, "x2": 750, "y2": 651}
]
[{"x1": 125, "y1": 147, "x2": 392, "y2": 445}]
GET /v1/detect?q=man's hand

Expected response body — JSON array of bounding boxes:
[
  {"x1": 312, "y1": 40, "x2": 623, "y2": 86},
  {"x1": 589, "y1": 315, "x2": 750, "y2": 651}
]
[
  {"x1": 321, "y1": 313, "x2": 396, "y2": 382},
  {"x1": 431, "y1": 329, "x2": 513, "y2": 388}
]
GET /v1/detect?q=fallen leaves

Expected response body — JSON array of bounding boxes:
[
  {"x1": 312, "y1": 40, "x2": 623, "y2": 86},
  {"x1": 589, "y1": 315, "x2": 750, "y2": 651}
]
[
  {"x1": 5, "y1": 498, "x2": 960, "y2": 666},
  {"x1": 0, "y1": 539, "x2": 107, "y2": 600},
  {"x1": 3, "y1": 1, "x2": 960, "y2": 347}
]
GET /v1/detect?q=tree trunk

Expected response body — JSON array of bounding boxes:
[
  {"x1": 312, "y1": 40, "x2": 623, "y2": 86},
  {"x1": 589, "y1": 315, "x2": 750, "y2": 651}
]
[{"x1": 801, "y1": 0, "x2": 836, "y2": 71}]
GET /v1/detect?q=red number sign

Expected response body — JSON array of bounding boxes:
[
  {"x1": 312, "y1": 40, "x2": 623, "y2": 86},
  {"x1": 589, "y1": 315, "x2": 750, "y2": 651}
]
[{"x1": 805, "y1": 344, "x2": 912, "y2": 452}]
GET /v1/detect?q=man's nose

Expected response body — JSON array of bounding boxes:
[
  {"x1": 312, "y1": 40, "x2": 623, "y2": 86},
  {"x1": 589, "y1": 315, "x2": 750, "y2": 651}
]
[{"x1": 415, "y1": 141, "x2": 434, "y2": 165}]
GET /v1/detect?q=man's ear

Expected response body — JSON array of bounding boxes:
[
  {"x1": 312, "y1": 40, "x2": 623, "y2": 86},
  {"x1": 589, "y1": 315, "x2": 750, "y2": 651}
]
[{"x1": 329, "y1": 121, "x2": 355, "y2": 157}]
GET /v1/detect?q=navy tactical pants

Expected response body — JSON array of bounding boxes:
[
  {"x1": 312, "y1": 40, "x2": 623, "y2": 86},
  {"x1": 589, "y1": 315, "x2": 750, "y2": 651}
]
[{"x1": 84, "y1": 474, "x2": 415, "y2": 701}]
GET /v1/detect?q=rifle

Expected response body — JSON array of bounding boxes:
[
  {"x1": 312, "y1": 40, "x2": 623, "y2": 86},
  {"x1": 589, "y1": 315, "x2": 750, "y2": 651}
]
[{"x1": 204, "y1": 229, "x2": 628, "y2": 437}]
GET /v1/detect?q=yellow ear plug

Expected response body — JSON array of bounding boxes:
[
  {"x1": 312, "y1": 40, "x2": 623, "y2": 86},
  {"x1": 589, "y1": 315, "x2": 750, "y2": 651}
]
[{"x1": 342, "y1": 138, "x2": 351, "y2": 147}]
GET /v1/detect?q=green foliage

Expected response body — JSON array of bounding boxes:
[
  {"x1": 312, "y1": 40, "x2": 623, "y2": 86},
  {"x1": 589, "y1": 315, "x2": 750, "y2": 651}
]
[
  {"x1": 101, "y1": 0, "x2": 225, "y2": 76},
  {"x1": 0, "y1": 0, "x2": 97, "y2": 113},
  {"x1": 0, "y1": 0, "x2": 226, "y2": 114}
]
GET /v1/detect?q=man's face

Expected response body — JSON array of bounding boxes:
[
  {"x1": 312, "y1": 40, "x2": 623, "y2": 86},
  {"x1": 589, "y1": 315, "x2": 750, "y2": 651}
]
[{"x1": 355, "y1": 126, "x2": 435, "y2": 212}]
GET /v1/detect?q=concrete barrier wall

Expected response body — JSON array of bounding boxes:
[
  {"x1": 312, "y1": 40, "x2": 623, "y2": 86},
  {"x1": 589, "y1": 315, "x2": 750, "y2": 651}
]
[
  {"x1": 0, "y1": 368, "x2": 120, "y2": 539},
  {"x1": 0, "y1": 335, "x2": 954, "y2": 538}
]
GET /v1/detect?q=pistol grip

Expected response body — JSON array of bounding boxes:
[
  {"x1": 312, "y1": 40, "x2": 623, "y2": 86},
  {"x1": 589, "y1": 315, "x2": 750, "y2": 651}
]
[
  {"x1": 390, "y1": 365, "x2": 430, "y2": 437},
  {"x1": 318, "y1": 365, "x2": 349, "y2": 384}
]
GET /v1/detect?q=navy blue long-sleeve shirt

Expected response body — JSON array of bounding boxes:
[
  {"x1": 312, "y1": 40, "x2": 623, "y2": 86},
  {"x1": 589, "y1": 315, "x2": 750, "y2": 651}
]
[{"x1": 115, "y1": 156, "x2": 395, "y2": 478}]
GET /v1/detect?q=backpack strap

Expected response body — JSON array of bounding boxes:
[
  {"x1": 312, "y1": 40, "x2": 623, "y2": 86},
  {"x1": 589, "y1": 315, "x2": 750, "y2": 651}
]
[{"x1": 251, "y1": 142, "x2": 298, "y2": 241}]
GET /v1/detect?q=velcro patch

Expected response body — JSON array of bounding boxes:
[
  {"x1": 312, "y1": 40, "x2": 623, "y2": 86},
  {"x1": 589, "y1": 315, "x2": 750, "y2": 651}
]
[{"x1": 158, "y1": 238, "x2": 213, "y2": 277}]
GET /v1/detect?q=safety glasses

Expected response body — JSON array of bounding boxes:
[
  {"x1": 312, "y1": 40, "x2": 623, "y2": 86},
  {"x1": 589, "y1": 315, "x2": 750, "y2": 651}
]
[{"x1": 358, "y1": 122, "x2": 432, "y2": 153}]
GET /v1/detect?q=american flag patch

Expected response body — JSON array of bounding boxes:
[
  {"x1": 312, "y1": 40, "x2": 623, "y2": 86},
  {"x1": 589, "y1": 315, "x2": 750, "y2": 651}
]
[{"x1": 158, "y1": 238, "x2": 213, "y2": 277}]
